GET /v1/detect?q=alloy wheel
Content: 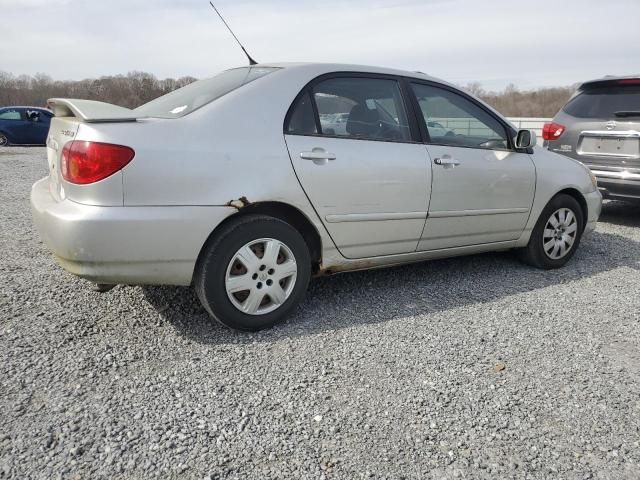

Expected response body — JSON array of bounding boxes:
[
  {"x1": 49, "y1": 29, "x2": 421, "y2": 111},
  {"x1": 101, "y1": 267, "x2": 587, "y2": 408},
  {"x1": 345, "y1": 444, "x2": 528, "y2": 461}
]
[
  {"x1": 542, "y1": 208, "x2": 578, "y2": 260},
  {"x1": 225, "y1": 238, "x2": 298, "y2": 315}
]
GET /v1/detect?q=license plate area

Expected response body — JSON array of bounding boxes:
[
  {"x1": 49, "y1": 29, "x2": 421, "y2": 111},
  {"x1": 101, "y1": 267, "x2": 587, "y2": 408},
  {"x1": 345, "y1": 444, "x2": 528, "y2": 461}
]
[{"x1": 578, "y1": 132, "x2": 640, "y2": 159}]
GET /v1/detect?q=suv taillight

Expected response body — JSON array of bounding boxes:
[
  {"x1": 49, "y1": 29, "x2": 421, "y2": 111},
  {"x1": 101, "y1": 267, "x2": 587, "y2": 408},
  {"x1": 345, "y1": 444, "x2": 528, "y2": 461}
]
[
  {"x1": 542, "y1": 122, "x2": 566, "y2": 141},
  {"x1": 61, "y1": 141, "x2": 135, "y2": 184}
]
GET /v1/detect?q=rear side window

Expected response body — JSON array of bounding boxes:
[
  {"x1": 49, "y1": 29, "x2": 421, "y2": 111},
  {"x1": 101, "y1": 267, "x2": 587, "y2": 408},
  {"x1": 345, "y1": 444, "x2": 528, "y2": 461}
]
[
  {"x1": 0, "y1": 109, "x2": 22, "y2": 120},
  {"x1": 313, "y1": 77, "x2": 411, "y2": 142},
  {"x1": 285, "y1": 76, "x2": 411, "y2": 142},
  {"x1": 134, "y1": 67, "x2": 279, "y2": 118},
  {"x1": 26, "y1": 110, "x2": 42, "y2": 121},
  {"x1": 563, "y1": 86, "x2": 640, "y2": 119},
  {"x1": 287, "y1": 92, "x2": 317, "y2": 135}
]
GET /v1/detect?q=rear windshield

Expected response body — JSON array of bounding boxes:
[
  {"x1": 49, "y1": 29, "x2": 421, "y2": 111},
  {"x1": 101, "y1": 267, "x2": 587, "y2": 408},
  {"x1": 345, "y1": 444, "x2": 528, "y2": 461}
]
[
  {"x1": 134, "y1": 67, "x2": 279, "y2": 118},
  {"x1": 563, "y1": 85, "x2": 640, "y2": 119}
]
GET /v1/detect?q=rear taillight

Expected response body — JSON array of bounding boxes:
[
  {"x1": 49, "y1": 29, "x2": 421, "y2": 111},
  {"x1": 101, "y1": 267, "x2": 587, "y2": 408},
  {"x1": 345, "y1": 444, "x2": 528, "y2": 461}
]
[
  {"x1": 61, "y1": 141, "x2": 135, "y2": 184},
  {"x1": 542, "y1": 122, "x2": 566, "y2": 141}
]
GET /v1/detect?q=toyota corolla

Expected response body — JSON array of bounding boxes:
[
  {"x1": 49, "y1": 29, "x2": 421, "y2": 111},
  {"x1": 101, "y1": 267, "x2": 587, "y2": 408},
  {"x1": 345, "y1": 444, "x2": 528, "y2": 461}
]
[{"x1": 31, "y1": 63, "x2": 602, "y2": 330}]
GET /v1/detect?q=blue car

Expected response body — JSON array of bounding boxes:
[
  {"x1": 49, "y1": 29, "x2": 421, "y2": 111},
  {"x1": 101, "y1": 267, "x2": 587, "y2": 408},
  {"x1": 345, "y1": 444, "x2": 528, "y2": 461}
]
[{"x1": 0, "y1": 106, "x2": 53, "y2": 146}]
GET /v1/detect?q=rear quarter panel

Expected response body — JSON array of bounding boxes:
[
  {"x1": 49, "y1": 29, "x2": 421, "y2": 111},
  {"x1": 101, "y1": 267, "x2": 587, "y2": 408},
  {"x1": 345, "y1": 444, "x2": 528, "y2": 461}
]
[
  {"x1": 120, "y1": 68, "x2": 316, "y2": 208},
  {"x1": 119, "y1": 66, "x2": 341, "y2": 262}
]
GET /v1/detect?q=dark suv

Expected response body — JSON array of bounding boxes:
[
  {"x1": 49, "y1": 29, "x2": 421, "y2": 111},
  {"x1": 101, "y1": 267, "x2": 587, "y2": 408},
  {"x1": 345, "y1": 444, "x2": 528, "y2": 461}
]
[{"x1": 544, "y1": 76, "x2": 640, "y2": 201}]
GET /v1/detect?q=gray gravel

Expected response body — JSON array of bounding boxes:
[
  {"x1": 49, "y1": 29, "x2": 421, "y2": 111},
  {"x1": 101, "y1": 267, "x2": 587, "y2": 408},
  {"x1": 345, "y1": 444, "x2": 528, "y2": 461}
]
[{"x1": 1, "y1": 146, "x2": 639, "y2": 479}]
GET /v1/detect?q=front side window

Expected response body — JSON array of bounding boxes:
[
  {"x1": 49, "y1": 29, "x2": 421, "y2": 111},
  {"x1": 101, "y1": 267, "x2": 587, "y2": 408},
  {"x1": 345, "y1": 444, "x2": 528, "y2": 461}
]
[
  {"x1": 0, "y1": 109, "x2": 22, "y2": 120},
  {"x1": 26, "y1": 110, "x2": 42, "y2": 122},
  {"x1": 134, "y1": 67, "x2": 279, "y2": 118},
  {"x1": 411, "y1": 83, "x2": 509, "y2": 150},
  {"x1": 297, "y1": 76, "x2": 411, "y2": 142}
]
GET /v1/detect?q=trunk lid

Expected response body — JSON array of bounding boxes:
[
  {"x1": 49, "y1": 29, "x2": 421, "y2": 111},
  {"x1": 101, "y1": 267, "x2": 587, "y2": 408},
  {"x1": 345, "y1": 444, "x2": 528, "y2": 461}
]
[
  {"x1": 45, "y1": 98, "x2": 139, "y2": 204},
  {"x1": 577, "y1": 125, "x2": 640, "y2": 170},
  {"x1": 550, "y1": 114, "x2": 640, "y2": 172}
]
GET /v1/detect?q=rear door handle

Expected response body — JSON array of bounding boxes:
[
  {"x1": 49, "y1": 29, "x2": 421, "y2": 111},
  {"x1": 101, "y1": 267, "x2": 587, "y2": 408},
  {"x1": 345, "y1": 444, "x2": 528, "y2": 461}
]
[
  {"x1": 300, "y1": 148, "x2": 336, "y2": 165},
  {"x1": 434, "y1": 154, "x2": 460, "y2": 168}
]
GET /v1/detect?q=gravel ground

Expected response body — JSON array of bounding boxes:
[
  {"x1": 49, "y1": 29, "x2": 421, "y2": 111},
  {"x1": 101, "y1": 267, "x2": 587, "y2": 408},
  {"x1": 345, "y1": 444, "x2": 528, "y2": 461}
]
[{"x1": 1, "y1": 146, "x2": 639, "y2": 480}]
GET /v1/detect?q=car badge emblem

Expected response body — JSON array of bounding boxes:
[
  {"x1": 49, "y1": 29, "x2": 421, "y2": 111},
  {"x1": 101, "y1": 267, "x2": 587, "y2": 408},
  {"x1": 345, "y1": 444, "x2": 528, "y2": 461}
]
[{"x1": 605, "y1": 120, "x2": 616, "y2": 130}]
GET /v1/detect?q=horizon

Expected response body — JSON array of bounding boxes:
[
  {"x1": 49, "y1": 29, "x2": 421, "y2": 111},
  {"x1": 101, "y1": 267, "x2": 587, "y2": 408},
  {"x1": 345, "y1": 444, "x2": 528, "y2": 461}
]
[{"x1": 0, "y1": 67, "x2": 587, "y2": 93}]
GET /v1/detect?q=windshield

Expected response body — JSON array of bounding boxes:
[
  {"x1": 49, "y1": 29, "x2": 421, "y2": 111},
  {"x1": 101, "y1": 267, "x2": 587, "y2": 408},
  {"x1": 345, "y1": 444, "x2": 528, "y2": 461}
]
[
  {"x1": 563, "y1": 85, "x2": 640, "y2": 119},
  {"x1": 134, "y1": 67, "x2": 279, "y2": 118}
]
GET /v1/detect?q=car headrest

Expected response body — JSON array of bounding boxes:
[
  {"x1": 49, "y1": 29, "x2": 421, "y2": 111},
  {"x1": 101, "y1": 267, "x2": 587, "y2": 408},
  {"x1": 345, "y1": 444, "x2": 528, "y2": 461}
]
[{"x1": 346, "y1": 104, "x2": 380, "y2": 136}]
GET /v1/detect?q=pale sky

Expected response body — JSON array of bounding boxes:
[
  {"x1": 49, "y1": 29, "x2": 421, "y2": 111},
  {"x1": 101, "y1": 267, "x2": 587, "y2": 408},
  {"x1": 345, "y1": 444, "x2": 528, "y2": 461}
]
[{"x1": 2, "y1": 0, "x2": 639, "y2": 90}]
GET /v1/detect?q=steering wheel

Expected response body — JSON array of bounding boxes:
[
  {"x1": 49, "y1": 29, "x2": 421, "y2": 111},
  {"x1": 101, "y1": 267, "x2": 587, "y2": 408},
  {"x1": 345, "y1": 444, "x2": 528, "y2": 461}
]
[{"x1": 376, "y1": 120, "x2": 402, "y2": 140}]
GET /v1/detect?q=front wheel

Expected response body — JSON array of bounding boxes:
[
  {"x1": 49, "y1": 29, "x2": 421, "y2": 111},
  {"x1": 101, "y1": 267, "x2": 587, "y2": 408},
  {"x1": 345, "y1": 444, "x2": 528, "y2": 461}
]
[
  {"x1": 0, "y1": 133, "x2": 9, "y2": 146},
  {"x1": 194, "y1": 214, "x2": 311, "y2": 331},
  {"x1": 517, "y1": 194, "x2": 584, "y2": 269}
]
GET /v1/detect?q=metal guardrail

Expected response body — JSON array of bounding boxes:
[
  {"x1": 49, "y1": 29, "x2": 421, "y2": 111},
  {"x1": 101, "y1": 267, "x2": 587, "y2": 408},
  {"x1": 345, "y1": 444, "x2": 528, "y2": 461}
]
[
  {"x1": 428, "y1": 117, "x2": 552, "y2": 144},
  {"x1": 319, "y1": 114, "x2": 552, "y2": 144},
  {"x1": 507, "y1": 117, "x2": 552, "y2": 143}
]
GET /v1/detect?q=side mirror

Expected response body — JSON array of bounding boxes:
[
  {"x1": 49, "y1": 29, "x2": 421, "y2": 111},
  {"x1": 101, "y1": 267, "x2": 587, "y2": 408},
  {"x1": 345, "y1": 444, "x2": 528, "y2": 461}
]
[{"x1": 515, "y1": 129, "x2": 537, "y2": 149}]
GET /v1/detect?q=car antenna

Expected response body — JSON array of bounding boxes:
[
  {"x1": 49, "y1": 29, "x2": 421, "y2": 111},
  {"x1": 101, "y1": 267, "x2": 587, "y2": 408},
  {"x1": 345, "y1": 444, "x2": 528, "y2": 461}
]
[{"x1": 208, "y1": 1, "x2": 258, "y2": 66}]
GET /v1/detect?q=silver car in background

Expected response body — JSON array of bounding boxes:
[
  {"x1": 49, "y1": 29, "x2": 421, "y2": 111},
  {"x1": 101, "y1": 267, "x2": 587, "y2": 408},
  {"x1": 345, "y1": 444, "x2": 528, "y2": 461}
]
[
  {"x1": 544, "y1": 76, "x2": 640, "y2": 201},
  {"x1": 31, "y1": 63, "x2": 602, "y2": 331}
]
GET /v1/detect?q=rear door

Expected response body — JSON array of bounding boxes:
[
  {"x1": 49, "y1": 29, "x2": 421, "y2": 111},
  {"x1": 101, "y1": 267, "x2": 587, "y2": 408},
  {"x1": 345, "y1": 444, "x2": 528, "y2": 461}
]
[
  {"x1": 409, "y1": 82, "x2": 536, "y2": 250},
  {"x1": 0, "y1": 108, "x2": 29, "y2": 144},
  {"x1": 284, "y1": 74, "x2": 432, "y2": 259},
  {"x1": 26, "y1": 109, "x2": 52, "y2": 144}
]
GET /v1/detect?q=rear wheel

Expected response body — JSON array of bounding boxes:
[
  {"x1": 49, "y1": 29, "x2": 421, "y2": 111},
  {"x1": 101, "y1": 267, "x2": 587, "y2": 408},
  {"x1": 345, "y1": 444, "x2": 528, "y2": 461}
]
[
  {"x1": 0, "y1": 133, "x2": 8, "y2": 146},
  {"x1": 194, "y1": 214, "x2": 311, "y2": 331},
  {"x1": 517, "y1": 194, "x2": 584, "y2": 269}
]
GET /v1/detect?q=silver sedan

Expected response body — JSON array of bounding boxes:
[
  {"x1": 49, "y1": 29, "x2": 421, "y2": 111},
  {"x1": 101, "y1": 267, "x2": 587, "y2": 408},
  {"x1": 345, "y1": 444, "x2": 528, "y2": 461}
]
[{"x1": 31, "y1": 63, "x2": 602, "y2": 331}]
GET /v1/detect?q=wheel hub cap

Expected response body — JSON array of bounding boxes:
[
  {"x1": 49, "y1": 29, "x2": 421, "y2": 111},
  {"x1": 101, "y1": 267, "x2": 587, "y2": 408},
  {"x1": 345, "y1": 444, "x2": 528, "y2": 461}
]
[
  {"x1": 542, "y1": 208, "x2": 578, "y2": 260},
  {"x1": 225, "y1": 238, "x2": 298, "y2": 315}
]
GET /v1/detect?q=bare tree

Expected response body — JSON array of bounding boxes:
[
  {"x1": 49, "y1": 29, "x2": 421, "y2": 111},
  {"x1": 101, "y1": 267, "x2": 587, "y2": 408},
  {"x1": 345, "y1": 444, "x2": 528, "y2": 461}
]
[
  {"x1": 471, "y1": 82, "x2": 577, "y2": 117},
  {"x1": 0, "y1": 70, "x2": 575, "y2": 117},
  {"x1": 0, "y1": 71, "x2": 197, "y2": 109}
]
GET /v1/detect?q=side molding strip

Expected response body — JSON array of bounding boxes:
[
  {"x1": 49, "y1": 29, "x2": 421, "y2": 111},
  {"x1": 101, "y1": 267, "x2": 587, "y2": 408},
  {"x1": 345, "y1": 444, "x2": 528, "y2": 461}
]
[
  {"x1": 325, "y1": 211, "x2": 427, "y2": 223},
  {"x1": 428, "y1": 207, "x2": 529, "y2": 218}
]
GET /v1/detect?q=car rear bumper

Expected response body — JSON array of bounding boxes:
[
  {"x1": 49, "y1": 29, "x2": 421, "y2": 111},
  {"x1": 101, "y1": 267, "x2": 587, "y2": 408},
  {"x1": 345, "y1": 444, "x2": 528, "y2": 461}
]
[
  {"x1": 30, "y1": 177, "x2": 234, "y2": 286},
  {"x1": 591, "y1": 169, "x2": 640, "y2": 200}
]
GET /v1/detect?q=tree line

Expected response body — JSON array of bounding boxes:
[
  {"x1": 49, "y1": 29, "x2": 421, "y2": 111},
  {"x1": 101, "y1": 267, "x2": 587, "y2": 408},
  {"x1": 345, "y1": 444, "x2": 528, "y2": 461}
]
[
  {"x1": 465, "y1": 82, "x2": 576, "y2": 117},
  {"x1": 0, "y1": 71, "x2": 575, "y2": 117},
  {"x1": 0, "y1": 71, "x2": 197, "y2": 110}
]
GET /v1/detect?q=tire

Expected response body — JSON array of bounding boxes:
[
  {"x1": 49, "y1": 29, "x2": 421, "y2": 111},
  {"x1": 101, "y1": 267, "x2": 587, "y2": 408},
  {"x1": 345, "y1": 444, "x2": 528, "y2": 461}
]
[
  {"x1": 194, "y1": 214, "x2": 311, "y2": 331},
  {"x1": 517, "y1": 193, "x2": 584, "y2": 269},
  {"x1": 0, "y1": 133, "x2": 9, "y2": 147}
]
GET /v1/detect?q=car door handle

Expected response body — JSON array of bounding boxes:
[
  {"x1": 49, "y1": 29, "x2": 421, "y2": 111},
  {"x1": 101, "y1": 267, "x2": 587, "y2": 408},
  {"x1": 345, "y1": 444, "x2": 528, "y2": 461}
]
[
  {"x1": 300, "y1": 148, "x2": 337, "y2": 163},
  {"x1": 434, "y1": 155, "x2": 460, "y2": 168}
]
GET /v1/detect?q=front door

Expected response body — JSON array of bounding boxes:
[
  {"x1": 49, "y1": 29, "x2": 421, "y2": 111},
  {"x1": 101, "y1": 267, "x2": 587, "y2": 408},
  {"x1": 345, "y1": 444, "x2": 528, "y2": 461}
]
[
  {"x1": 25, "y1": 110, "x2": 51, "y2": 144},
  {"x1": 409, "y1": 82, "x2": 536, "y2": 250},
  {"x1": 284, "y1": 75, "x2": 431, "y2": 258}
]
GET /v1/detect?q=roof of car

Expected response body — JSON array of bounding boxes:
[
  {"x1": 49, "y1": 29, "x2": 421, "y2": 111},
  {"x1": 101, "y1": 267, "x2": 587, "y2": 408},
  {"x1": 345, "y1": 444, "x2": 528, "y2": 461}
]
[
  {"x1": 255, "y1": 62, "x2": 511, "y2": 127},
  {"x1": 580, "y1": 74, "x2": 640, "y2": 89},
  {"x1": 262, "y1": 62, "x2": 447, "y2": 84},
  {"x1": 0, "y1": 106, "x2": 52, "y2": 111}
]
